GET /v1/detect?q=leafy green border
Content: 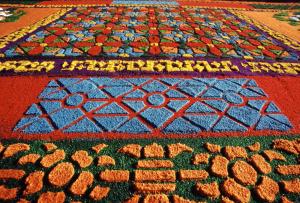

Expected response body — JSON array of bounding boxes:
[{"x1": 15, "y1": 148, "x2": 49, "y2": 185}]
[{"x1": 0, "y1": 135, "x2": 299, "y2": 202}]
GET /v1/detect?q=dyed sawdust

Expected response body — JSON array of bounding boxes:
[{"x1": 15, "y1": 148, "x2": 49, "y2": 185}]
[
  {"x1": 0, "y1": 75, "x2": 300, "y2": 140},
  {"x1": 0, "y1": 8, "x2": 61, "y2": 38},
  {"x1": 222, "y1": 178, "x2": 251, "y2": 203},
  {"x1": 135, "y1": 170, "x2": 176, "y2": 182},
  {"x1": 179, "y1": 170, "x2": 208, "y2": 181},
  {"x1": 18, "y1": 153, "x2": 40, "y2": 165},
  {"x1": 71, "y1": 150, "x2": 93, "y2": 168},
  {"x1": 293, "y1": 139, "x2": 300, "y2": 153},
  {"x1": 43, "y1": 143, "x2": 57, "y2": 152},
  {"x1": 193, "y1": 153, "x2": 210, "y2": 165},
  {"x1": 134, "y1": 183, "x2": 176, "y2": 194},
  {"x1": 70, "y1": 171, "x2": 94, "y2": 195},
  {"x1": 3, "y1": 143, "x2": 30, "y2": 158},
  {"x1": 273, "y1": 139, "x2": 299, "y2": 155},
  {"x1": 241, "y1": 11, "x2": 300, "y2": 42},
  {"x1": 40, "y1": 149, "x2": 65, "y2": 168},
  {"x1": 99, "y1": 170, "x2": 129, "y2": 182},
  {"x1": 263, "y1": 150, "x2": 286, "y2": 162},
  {"x1": 223, "y1": 146, "x2": 247, "y2": 160},
  {"x1": 250, "y1": 154, "x2": 272, "y2": 174},
  {"x1": 173, "y1": 195, "x2": 205, "y2": 203},
  {"x1": 196, "y1": 182, "x2": 220, "y2": 198},
  {"x1": 137, "y1": 160, "x2": 173, "y2": 168},
  {"x1": 124, "y1": 195, "x2": 140, "y2": 203},
  {"x1": 276, "y1": 164, "x2": 300, "y2": 175},
  {"x1": 205, "y1": 142, "x2": 221, "y2": 153},
  {"x1": 0, "y1": 143, "x2": 4, "y2": 153},
  {"x1": 89, "y1": 186, "x2": 110, "y2": 201},
  {"x1": 281, "y1": 179, "x2": 300, "y2": 193},
  {"x1": 91, "y1": 143, "x2": 107, "y2": 154},
  {"x1": 0, "y1": 138, "x2": 300, "y2": 201},
  {"x1": 231, "y1": 160, "x2": 257, "y2": 185},
  {"x1": 37, "y1": 191, "x2": 65, "y2": 203},
  {"x1": 23, "y1": 171, "x2": 44, "y2": 195},
  {"x1": 210, "y1": 155, "x2": 229, "y2": 177},
  {"x1": 281, "y1": 196, "x2": 293, "y2": 203},
  {"x1": 2, "y1": 76, "x2": 300, "y2": 140},
  {"x1": 143, "y1": 194, "x2": 169, "y2": 203},
  {"x1": 167, "y1": 143, "x2": 193, "y2": 158},
  {"x1": 38, "y1": 0, "x2": 112, "y2": 5},
  {"x1": 144, "y1": 143, "x2": 164, "y2": 158},
  {"x1": 247, "y1": 142, "x2": 260, "y2": 152},
  {"x1": 0, "y1": 169, "x2": 25, "y2": 180},
  {"x1": 118, "y1": 144, "x2": 142, "y2": 158},
  {"x1": 221, "y1": 196, "x2": 235, "y2": 203},
  {"x1": 0, "y1": 185, "x2": 18, "y2": 200},
  {"x1": 182, "y1": 1, "x2": 253, "y2": 8},
  {"x1": 0, "y1": 0, "x2": 299, "y2": 201},
  {"x1": 18, "y1": 199, "x2": 30, "y2": 203},
  {"x1": 255, "y1": 176, "x2": 279, "y2": 202},
  {"x1": 97, "y1": 155, "x2": 115, "y2": 166},
  {"x1": 48, "y1": 162, "x2": 74, "y2": 187}
]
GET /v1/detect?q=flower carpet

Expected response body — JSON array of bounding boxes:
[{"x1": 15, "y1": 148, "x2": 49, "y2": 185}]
[{"x1": 0, "y1": 1, "x2": 299, "y2": 202}]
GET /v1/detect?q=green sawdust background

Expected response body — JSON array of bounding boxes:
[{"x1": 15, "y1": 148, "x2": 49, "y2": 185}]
[{"x1": 0, "y1": 135, "x2": 299, "y2": 202}]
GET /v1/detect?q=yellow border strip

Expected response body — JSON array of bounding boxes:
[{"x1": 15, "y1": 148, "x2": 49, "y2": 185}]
[
  {"x1": 0, "y1": 8, "x2": 71, "y2": 52},
  {"x1": 0, "y1": 59, "x2": 299, "y2": 75}
]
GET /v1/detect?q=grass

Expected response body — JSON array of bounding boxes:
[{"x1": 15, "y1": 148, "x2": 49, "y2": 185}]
[
  {"x1": 251, "y1": 4, "x2": 298, "y2": 10},
  {"x1": 273, "y1": 11, "x2": 300, "y2": 26},
  {"x1": 0, "y1": 9, "x2": 26, "y2": 23},
  {"x1": 0, "y1": 0, "x2": 39, "y2": 5}
]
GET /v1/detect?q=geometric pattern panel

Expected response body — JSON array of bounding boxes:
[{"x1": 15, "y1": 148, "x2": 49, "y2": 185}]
[
  {"x1": 14, "y1": 77, "x2": 293, "y2": 134},
  {"x1": 3, "y1": 7, "x2": 299, "y2": 60}
]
